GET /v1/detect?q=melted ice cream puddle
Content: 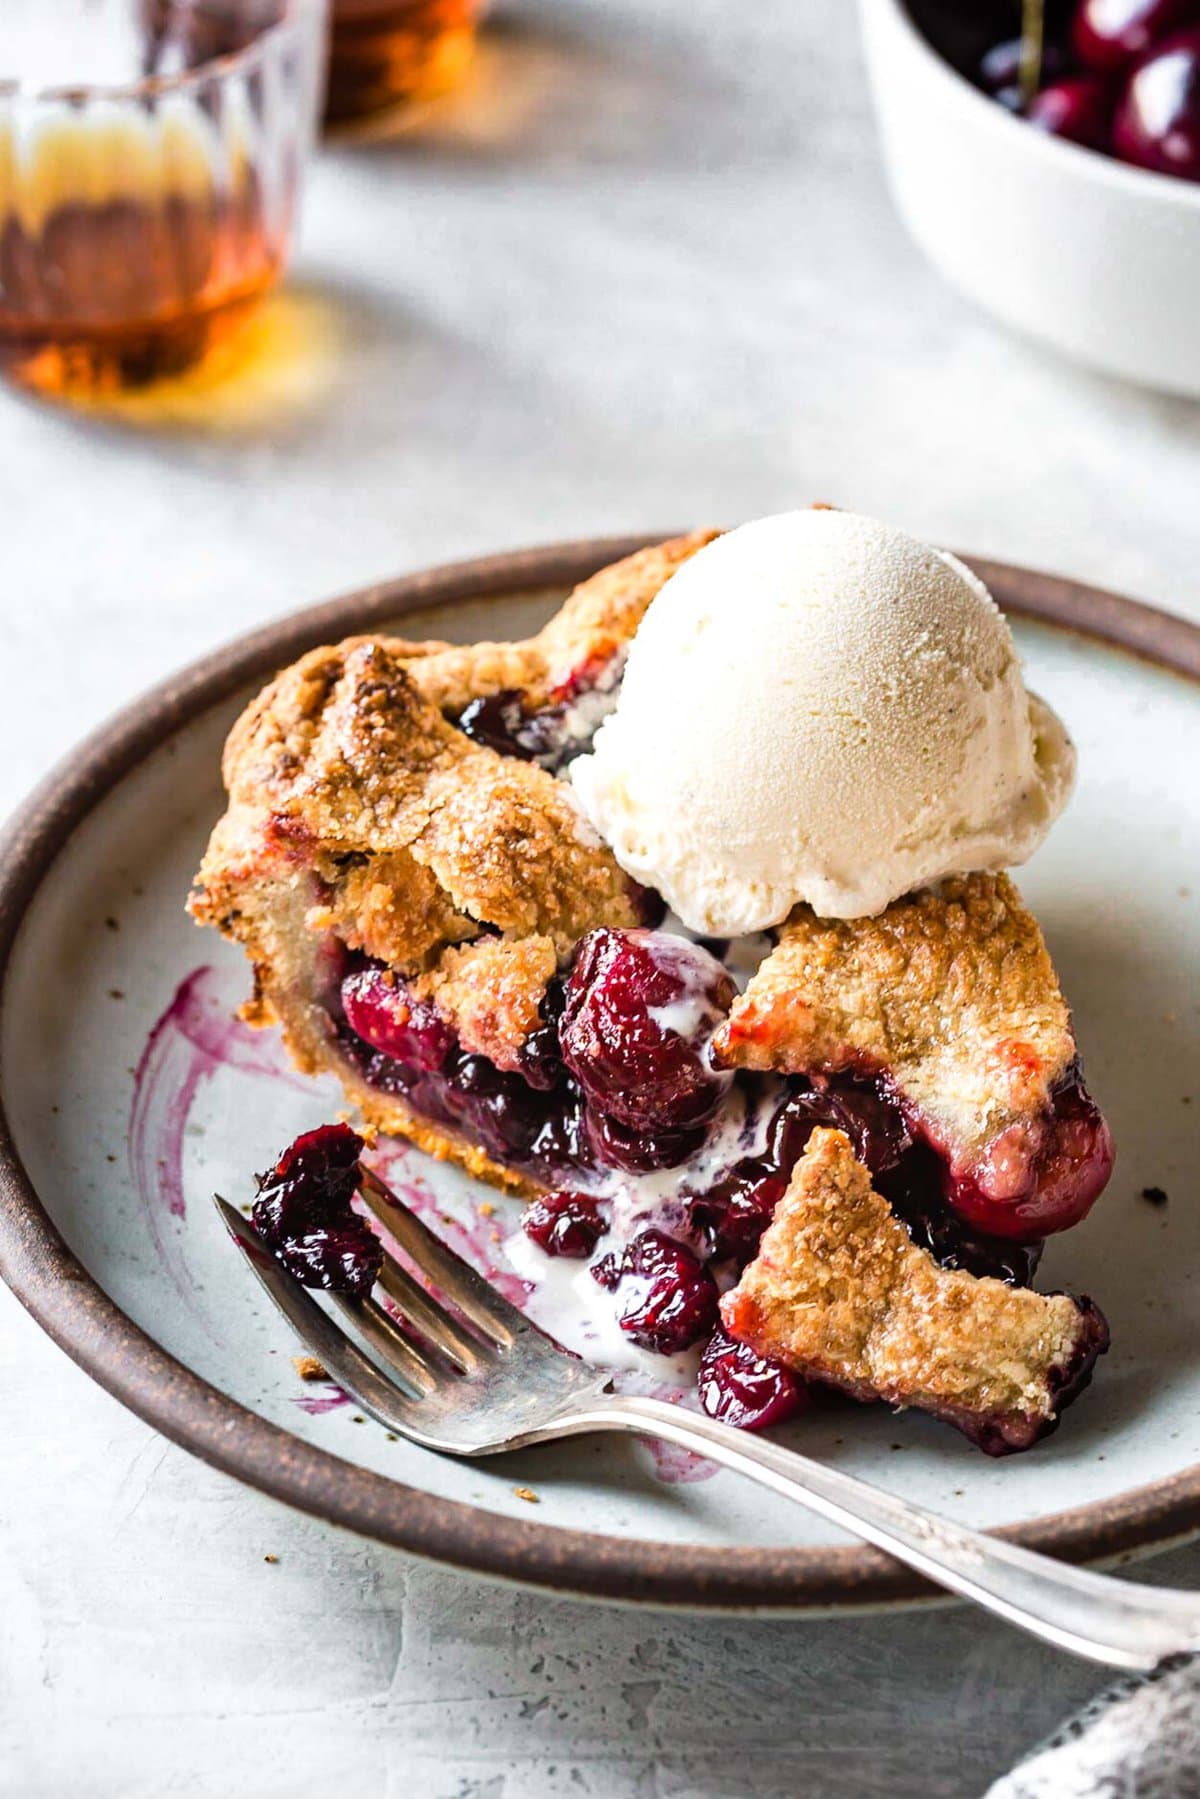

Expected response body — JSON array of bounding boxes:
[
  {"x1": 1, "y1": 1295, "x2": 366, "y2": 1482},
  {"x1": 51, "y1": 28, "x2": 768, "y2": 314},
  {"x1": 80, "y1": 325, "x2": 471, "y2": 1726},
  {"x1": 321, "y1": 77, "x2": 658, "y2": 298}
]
[{"x1": 500, "y1": 986, "x2": 785, "y2": 1379}]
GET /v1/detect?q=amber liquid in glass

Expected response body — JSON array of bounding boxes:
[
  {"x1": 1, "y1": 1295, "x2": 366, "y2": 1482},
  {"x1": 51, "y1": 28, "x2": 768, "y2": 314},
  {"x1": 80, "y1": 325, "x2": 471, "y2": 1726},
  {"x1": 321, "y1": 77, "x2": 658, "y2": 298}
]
[
  {"x1": 325, "y1": 0, "x2": 483, "y2": 125},
  {"x1": 0, "y1": 1, "x2": 294, "y2": 397},
  {"x1": 0, "y1": 177, "x2": 283, "y2": 398}
]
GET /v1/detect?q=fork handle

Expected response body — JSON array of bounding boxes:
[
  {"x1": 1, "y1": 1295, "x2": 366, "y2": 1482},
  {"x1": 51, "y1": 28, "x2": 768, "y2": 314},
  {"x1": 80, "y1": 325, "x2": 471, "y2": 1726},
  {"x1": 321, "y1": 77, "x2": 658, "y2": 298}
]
[{"x1": 547, "y1": 1394, "x2": 1200, "y2": 1670}]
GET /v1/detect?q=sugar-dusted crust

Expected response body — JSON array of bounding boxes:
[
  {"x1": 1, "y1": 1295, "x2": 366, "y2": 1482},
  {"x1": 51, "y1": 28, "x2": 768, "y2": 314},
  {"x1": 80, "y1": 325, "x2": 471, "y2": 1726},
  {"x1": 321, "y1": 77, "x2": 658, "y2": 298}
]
[
  {"x1": 210, "y1": 637, "x2": 642, "y2": 949},
  {"x1": 712, "y1": 875, "x2": 1076, "y2": 1181},
  {"x1": 396, "y1": 529, "x2": 720, "y2": 715},
  {"x1": 189, "y1": 536, "x2": 717, "y2": 1191},
  {"x1": 722, "y1": 1128, "x2": 1107, "y2": 1453},
  {"x1": 412, "y1": 935, "x2": 558, "y2": 1073}
]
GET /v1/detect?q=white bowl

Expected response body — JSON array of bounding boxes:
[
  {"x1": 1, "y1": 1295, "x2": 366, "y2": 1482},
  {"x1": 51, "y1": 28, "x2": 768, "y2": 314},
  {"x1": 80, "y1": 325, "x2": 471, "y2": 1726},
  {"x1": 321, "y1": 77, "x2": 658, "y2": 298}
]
[{"x1": 859, "y1": 0, "x2": 1200, "y2": 396}]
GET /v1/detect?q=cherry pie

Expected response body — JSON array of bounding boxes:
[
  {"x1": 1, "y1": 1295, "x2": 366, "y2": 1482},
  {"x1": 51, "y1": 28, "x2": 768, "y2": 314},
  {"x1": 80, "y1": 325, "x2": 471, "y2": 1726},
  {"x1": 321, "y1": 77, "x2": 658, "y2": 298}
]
[{"x1": 191, "y1": 534, "x2": 1114, "y2": 1454}]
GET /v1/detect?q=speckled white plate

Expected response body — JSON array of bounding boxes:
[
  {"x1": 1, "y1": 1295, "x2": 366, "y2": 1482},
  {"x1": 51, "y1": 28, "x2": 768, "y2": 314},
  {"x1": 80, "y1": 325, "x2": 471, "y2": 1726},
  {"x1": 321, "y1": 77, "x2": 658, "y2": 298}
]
[{"x1": 1, "y1": 539, "x2": 1198, "y2": 1610}]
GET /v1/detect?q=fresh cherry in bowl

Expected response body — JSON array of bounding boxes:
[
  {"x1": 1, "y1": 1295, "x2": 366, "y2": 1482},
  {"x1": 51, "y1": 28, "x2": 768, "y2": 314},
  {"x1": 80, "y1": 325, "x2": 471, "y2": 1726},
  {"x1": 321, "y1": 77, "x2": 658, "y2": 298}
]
[
  {"x1": 1027, "y1": 75, "x2": 1116, "y2": 147},
  {"x1": 1113, "y1": 24, "x2": 1200, "y2": 176},
  {"x1": 1072, "y1": 0, "x2": 1200, "y2": 75}
]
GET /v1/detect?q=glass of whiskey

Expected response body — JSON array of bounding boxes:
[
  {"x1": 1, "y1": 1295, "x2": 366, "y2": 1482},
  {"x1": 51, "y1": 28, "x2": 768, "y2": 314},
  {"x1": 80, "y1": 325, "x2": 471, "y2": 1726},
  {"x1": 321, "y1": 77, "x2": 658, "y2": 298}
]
[
  {"x1": 0, "y1": 0, "x2": 327, "y2": 398},
  {"x1": 324, "y1": 0, "x2": 485, "y2": 127}
]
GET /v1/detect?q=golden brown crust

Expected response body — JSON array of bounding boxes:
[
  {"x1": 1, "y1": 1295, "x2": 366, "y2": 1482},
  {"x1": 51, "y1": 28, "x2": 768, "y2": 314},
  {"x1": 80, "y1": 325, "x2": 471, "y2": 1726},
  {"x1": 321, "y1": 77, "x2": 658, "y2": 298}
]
[
  {"x1": 189, "y1": 538, "x2": 721, "y2": 1193},
  {"x1": 392, "y1": 530, "x2": 719, "y2": 715},
  {"x1": 413, "y1": 935, "x2": 557, "y2": 1073},
  {"x1": 305, "y1": 851, "x2": 477, "y2": 969},
  {"x1": 722, "y1": 1129, "x2": 1098, "y2": 1445},
  {"x1": 197, "y1": 639, "x2": 642, "y2": 966},
  {"x1": 713, "y1": 876, "x2": 1075, "y2": 1175},
  {"x1": 197, "y1": 537, "x2": 718, "y2": 984}
]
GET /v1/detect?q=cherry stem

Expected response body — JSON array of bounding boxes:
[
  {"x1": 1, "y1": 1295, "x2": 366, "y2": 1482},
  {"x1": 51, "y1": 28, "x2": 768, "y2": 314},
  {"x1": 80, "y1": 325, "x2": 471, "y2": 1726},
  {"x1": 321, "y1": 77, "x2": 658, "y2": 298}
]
[{"x1": 1019, "y1": 0, "x2": 1046, "y2": 106}]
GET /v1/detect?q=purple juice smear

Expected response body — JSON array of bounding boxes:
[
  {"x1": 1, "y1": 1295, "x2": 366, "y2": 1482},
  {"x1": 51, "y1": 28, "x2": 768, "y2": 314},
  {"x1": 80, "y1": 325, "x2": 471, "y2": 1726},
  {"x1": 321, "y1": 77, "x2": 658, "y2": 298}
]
[{"x1": 129, "y1": 965, "x2": 309, "y2": 1318}]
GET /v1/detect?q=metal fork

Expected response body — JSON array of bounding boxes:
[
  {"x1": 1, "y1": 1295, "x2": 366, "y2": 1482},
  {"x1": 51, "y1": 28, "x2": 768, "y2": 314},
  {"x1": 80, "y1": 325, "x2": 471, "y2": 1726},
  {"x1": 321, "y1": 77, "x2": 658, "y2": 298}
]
[{"x1": 216, "y1": 1169, "x2": 1200, "y2": 1670}]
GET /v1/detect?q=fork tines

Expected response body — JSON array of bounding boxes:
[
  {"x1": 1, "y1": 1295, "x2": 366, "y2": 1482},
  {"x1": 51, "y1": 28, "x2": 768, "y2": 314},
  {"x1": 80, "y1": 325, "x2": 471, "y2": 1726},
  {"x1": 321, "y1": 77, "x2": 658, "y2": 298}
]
[{"x1": 215, "y1": 1161, "x2": 545, "y2": 1440}]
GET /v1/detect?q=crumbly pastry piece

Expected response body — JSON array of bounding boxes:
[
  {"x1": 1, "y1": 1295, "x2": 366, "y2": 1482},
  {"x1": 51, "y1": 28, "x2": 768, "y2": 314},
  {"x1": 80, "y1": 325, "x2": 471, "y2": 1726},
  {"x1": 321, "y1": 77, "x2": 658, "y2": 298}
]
[
  {"x1": 411, "y1": 935, "x2": 559, "y2": 1074},
  {"x1": 190, "y1": 535, "x2": 715, "y2": 1183},
  {"x1": 722, "y1": 1128, "x2": 1108, "y2": 1453},
  {"x1": 713, "y1": 875, "x2": 1075, "y2": 1188}
]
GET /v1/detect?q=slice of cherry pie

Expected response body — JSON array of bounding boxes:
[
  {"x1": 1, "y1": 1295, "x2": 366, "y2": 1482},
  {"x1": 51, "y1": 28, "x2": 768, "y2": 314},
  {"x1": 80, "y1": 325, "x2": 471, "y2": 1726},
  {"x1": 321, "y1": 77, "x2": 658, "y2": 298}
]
[{"x1": 191, "y1": 534, "x2": 1114, "y2": 1454}]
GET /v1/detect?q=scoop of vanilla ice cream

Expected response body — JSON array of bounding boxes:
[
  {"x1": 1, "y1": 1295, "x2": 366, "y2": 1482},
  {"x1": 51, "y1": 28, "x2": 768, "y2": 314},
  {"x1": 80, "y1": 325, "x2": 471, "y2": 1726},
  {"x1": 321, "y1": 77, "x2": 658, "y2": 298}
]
[{"x1": 569, "y1": 510, "x2": 1075, "y2": 932}]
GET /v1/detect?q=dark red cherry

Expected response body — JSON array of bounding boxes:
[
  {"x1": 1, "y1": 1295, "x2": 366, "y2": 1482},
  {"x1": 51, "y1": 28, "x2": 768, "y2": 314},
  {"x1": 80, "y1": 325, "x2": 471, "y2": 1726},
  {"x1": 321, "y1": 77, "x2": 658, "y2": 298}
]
[
  {"x1": 253, "y1": 1122, "x2": 364, "y2": 1244},
  {"x1": 602, "y1": 1229, "x2": 719, "y2": 1355},
  {"x1": 342, "y1": 967, "x2": 456, "y2": 1072},
  {"x1": 270, "y1": 1121, "x2": 363, "y2": 1186},
  {"x1": 686, "y1": 1159, "x2": 789, "y2": 1263},
  {"x1": 278, "y1": 1225, "x2": 381, "y2": 1297},
  {"x1": 1113, "y1": 25, "x2": 1200, "y2": 178},
  {"x1": 440, "y1": 1054, "x2": 546, "y2": 1162},
  {"x1": 454, "y1": 689, "x2": 535, "y2": 759},
  {"x1": 521, "y1": 1191, "x2": 607, "y2": 1258},
  {"x1": 584, "y1": 1105, "x2": 708, "y2": 1173},
  {"x1": 943, "y1": 1065, "x2": 1115, "y2": 1242},
  {"x1": 1072, "y1": 0, "x2": 1200, "y2": 75},
  {"x1": 560, "y1": 928, "x2": 735, "y2": 1136},
  {"x1": 767, "y1": 1078, "x2": 909, "y2": 1180},
  {"x1": 698, "y1": 1328, "x2": 807, "y2": 1431},
  {"x1": 1027, "y1": 76, "x2": 1116, "y2": 147}
]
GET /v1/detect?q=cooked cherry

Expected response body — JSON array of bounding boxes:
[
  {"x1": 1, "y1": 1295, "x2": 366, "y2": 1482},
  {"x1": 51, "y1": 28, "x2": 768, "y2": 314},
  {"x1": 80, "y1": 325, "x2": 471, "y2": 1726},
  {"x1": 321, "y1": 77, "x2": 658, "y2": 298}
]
[
  {"x1": 452, "y1": 689, "x2": 597, "y2": 771},
  {"x1": 942, "y1": 1063, "x2": 1115, "y2": 1242},
  {"x1": 584, "y1": 1105, "x2": 708, "y2": 1173},
  {"x1": 1072, "y1": 0, "x2": 1200, "y2": 74},
  {"x1": 441, "y1": 1054, "x2": 545, "y2": 1161},
  {"x1": 252, "y1": 1124, "x2": 379, "y2": 1296},
  {"x1": 1027, "y1": 76, "x2": 1116, "y2": 147},
  {"x1": 600, "y1": 1229, "x2": 719, "y2": 1355},
  {"x1": 767, "y1": 1078, "x2": 909, "y2": 1179},
  {"x1": 527, "y1": 1088, "x2": 594, "y2": 1170},
  {"x1": 698, "y1": 1327, "x2": 807, "y2": 1431},
  {"x1": 270, "y1": 1120, "x2": 363, "y2": 1187},
  {"x1": 520, "y1": 979, "x2": 566, "y2": 1091},
  {"x1": 686, "y1": 1158, "x2": 789, "y2": 1263},
  {"x1": 521, "y1": 1190, "x2": 607, "y2": 1257},
  {"x1": 561, "y1": 927, "x2": 735, "y2": 1140},
  {"x1": 877, "y1": 1144, "x2": 1045, "y2": 1285},
  {"x1": 253, "y1": 1122, "x2": 364, "y2": 1243},
  {"x1": 1113, "y1": 25, "x2": 1200, "y2": 177},
  {"x1": 454, "y1": 689, "x2": 535, "y2": 759},
  {"x1": 342, "y1": 966, "x2": 456, "y2": 1072},
  {"x1": 278, "y1": 1225, "x2": 381, "y2": 1298}
]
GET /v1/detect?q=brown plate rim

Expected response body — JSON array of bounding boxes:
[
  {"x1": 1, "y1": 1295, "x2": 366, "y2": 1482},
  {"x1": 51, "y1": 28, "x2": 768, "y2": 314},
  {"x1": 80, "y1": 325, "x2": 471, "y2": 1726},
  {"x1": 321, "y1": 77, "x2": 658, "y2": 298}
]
[{"x1": 1, "y1": 534, "x2": 1199, "y2": 1611}]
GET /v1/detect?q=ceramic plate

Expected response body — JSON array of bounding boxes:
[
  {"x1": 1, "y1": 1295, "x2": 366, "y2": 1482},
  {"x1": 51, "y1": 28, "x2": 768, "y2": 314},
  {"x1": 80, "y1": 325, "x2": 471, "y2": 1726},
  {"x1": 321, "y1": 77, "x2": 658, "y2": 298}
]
[{"x1": 2, "y1": 539, "x2": 1198, "y2": 1610}]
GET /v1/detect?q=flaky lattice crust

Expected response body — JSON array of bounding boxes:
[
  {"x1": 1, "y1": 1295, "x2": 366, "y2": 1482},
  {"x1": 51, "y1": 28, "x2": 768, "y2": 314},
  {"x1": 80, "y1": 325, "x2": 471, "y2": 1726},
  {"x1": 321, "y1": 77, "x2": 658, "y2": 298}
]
[
  {"x1": 713, "y1": 875, "x2": 1075, "y2": 1174},
  {"x1": 722, "y1": 1129, "x2": 1105, "y2": 1451}
]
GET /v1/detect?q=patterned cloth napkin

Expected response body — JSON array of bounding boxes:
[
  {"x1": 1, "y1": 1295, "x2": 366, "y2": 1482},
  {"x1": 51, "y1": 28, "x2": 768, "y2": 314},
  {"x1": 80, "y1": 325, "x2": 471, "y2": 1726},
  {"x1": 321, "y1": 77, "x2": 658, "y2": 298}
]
[{"x1": 987, "y1": 1655, "x2": 1200, "y2": 1797}]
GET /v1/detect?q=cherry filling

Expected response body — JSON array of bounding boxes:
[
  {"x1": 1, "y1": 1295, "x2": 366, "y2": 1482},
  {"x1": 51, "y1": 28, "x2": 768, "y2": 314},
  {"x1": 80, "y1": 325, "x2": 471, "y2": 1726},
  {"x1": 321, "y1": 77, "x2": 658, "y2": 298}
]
[
  {"x1": 334, "y1": 927, "x2": 1110, "y2": 1265},
  {"x1": 698, "y1": 1327, "x2": 808, "y2": 1431},
  {"x1": 450, "y1": 653, "x2": 623, "y2": 773},
  {"x1": 342, "y1": 966, "x2": 456, "y2": 1071},
  {"x1": 252, "y1": 1122, "x2": 381, "y2": 1297},
  {"x1": 939, "y1": 1062, "x2": 1115, "y2": 1244},
  {"x1": 522, "y1": 1190, "x2": 608, "y2": 1258},
  {"x1": 591, "y1": 1229, "x2": 719, "y2": 1355},
  {"x1": 561, "y1": 928, "x2": 736, "y2": 1170},
  {"x1": 329, "y1": 922, "x2": 1112, "y2": 1425}
]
